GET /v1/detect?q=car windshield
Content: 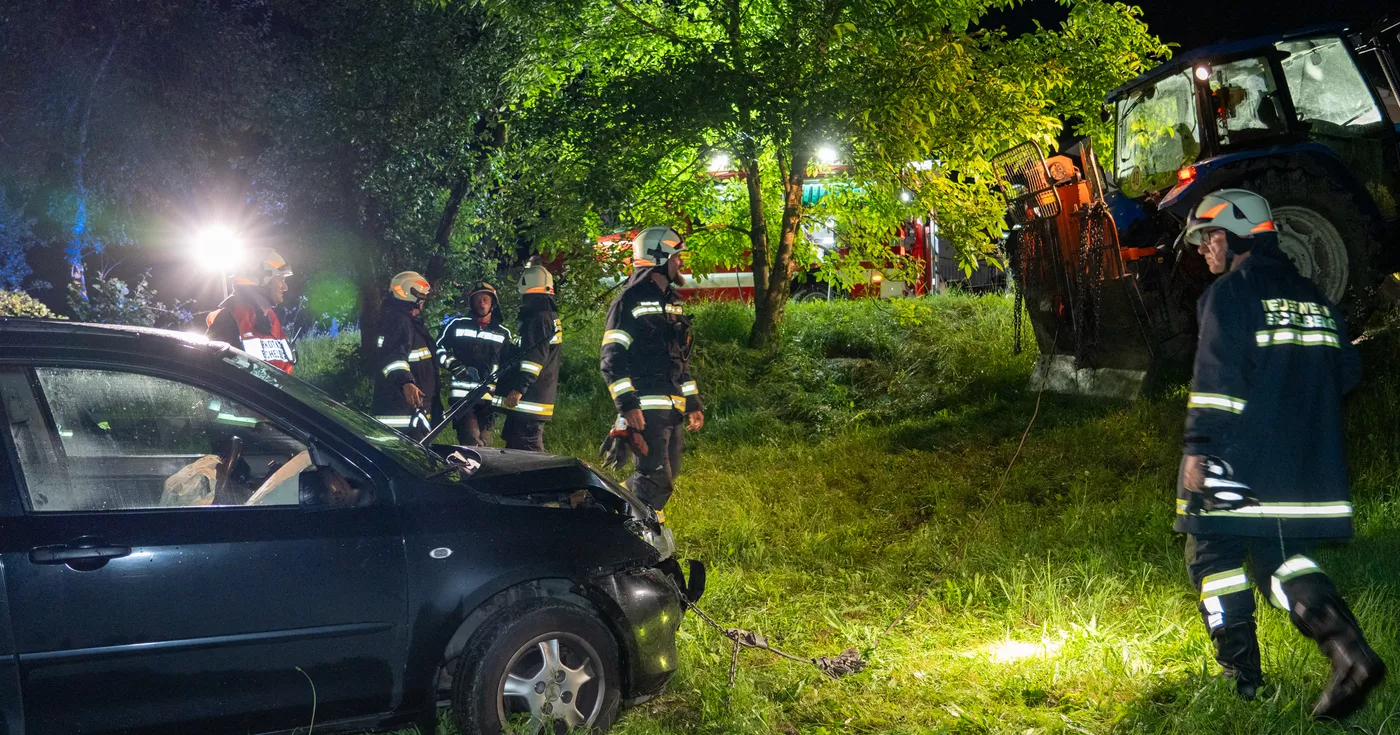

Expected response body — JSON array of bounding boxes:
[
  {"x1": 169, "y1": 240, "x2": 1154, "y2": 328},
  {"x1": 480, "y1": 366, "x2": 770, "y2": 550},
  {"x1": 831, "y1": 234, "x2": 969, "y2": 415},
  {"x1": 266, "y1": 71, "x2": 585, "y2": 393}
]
[
  {"x1": 219, "y1": 350, "x2": 448, "y2": 477},
  {"x1": 1115, "y1": 70, "x2": 1201, "y2": 198}
]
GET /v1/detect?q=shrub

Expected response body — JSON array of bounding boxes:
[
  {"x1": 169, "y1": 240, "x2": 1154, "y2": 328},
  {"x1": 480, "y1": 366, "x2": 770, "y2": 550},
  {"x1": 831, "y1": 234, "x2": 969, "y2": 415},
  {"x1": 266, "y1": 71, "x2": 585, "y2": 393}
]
[{"x1": 0, "y1": 290, "x2": 64, "y2": 319}]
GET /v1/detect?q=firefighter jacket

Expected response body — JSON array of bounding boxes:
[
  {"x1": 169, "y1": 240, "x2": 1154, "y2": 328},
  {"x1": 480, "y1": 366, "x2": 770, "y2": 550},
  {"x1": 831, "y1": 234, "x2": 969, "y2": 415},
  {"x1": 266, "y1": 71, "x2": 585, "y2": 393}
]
[
  {"x1": 371, "y1": 298, "x2": 441, "y2": 432},
  {"x1": 600, "y1": 269, "x2": 702, "y2": 415},
  {"x1": 1175, "y1": 235, "x2": 1361, "y2": 539},
  {"x1": 494, "y1": 294, "x2": 562, "y2": 421},
  {"x1": 436, "y1": 299, "x2": 511, "y2": 405},
  {"x1": 207, "y1": 287, "x2": 295, "y2": 373}
]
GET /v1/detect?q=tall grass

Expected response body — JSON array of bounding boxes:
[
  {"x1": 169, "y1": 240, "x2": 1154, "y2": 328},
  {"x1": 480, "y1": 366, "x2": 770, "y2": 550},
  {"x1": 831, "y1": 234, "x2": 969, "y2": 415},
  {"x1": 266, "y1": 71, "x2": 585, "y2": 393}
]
[{"x1": 311, "y1": 294, "x2": 1400, "y2": 735}]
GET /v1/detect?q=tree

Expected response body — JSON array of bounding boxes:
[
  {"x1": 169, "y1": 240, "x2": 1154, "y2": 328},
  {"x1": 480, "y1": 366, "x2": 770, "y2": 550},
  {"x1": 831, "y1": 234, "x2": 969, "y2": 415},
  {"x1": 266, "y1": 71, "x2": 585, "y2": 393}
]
[{"x1": 492, "y1": 0, "x2": 1168, "y2": 347}]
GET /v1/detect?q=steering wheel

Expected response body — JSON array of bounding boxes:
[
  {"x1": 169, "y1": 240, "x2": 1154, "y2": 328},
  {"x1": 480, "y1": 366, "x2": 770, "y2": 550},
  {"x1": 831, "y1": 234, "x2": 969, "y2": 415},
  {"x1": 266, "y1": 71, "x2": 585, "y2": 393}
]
[{"x1": 215, "y1": 435, "x2": 243, "y2": 501}]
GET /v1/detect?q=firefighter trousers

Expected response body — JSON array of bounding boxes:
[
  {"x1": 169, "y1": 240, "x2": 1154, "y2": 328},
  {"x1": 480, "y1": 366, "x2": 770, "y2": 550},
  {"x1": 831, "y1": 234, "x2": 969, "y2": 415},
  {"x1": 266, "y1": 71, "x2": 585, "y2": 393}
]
[
  {"x1": 452, "y1": 402, "x2": 495, "y2": 447},
  {"x1": 1187, "y1": 533, "x2": 1370, "y2": 689},
  {"x1": 502, "y1": 414, "x2": 546, "y2": 452},
  {"x1": 626, "y1": 408, "x2": 684, "y2": 510}
]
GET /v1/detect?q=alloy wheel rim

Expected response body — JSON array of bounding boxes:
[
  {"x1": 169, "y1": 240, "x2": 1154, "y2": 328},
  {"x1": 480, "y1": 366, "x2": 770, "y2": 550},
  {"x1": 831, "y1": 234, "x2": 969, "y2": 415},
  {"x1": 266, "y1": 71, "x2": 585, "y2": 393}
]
[{"x1": 497, "y1": 632, "x2": 605, "y2": 735}]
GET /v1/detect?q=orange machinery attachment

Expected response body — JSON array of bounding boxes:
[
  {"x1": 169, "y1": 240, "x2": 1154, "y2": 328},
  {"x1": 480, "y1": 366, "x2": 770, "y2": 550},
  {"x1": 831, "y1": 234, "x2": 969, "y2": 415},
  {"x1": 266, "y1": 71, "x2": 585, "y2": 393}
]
[{"x1": 992, "y1": 141, "x2": 1158, "y2": 399}]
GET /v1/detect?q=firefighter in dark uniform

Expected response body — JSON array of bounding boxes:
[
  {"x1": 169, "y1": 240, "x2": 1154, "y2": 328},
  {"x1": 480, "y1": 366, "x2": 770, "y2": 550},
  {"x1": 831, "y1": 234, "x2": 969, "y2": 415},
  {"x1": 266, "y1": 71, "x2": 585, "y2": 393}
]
[
  {"x1": 599, "y1": 226, "x2": 704, "y2": 511},
  {"x1": 436, "y1": 281, "x2": 511, "y2": 446},
  {"x1": 1178, "y1": 189, "x2": 1382, "y2": 717},
  {"x1": 371, "y1": 271, "x2": 441, "y2": 440},
  {"x1": 207, "y1": 248, "x2": 296, "y2": 373},
  {"x1": 493, "y1": 263, "x2": 561, "y2": 451}
]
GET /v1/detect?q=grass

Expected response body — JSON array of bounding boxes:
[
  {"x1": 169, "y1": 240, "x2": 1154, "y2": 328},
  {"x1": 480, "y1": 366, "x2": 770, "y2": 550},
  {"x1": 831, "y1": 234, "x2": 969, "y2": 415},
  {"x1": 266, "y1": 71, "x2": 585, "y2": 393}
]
[{"x1": 327, "y1": 294, "x2": 1400, "y2": 735}]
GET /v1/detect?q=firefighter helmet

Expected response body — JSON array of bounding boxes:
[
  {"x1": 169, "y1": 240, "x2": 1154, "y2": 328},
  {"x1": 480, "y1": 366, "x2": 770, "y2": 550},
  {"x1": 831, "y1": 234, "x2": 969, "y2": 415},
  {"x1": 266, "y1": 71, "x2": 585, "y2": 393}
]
[
  {"x1": 467, "y1": 281, "x2": 498, "y2": 301},
  {"x1": 390, "y1": 271, "x2": 431, "y2": 303},
  {"x1": 233, "y1": 249, "x2": 294, "y2": 287},
  {"x1": 518, "y1": 264, "x2": 554, "y2": 295},
  {"x1": 632, "y1": 226, "x2": 685, "y2": 268},
  {"x1": 1184, "y1": 189, "x2": 1275, "y2": 247}
]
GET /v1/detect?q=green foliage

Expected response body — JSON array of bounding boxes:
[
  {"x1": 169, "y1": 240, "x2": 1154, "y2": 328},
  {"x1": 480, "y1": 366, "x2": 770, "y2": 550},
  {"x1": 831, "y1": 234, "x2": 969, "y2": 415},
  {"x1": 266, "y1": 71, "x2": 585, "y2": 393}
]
[
  {"x1": 295, "y1": 330, "x2": 373, "y2": 411},
  {"x1": 487, "y1": 0, "x2": 1170, "y2": 344},
  {"x1": 66, "y1": 271, "x2": 191, "y2": 328},
  {"x1": 0, "y1": 290, "x2": 64, "y2": 319}
]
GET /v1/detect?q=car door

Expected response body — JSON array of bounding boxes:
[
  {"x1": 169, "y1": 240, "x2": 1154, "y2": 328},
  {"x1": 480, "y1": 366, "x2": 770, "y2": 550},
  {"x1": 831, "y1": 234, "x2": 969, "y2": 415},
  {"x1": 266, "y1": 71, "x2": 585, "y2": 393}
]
[{"x1": 0, "y1": 365, "x2": 408, "y2": 735}]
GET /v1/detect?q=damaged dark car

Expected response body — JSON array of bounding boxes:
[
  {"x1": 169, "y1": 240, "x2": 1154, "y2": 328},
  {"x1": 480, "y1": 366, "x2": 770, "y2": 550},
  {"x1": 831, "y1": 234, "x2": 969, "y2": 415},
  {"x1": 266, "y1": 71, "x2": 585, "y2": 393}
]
[{"x1": 0, "y1": 318, "x2": 702, "y2": 735}]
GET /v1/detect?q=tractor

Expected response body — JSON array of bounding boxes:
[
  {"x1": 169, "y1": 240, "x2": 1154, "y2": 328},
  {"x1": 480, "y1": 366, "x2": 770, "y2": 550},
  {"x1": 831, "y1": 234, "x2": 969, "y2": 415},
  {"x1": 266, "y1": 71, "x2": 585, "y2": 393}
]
[{"x1": 994, "y1": 18, "x2": 1400, "y2": 398}]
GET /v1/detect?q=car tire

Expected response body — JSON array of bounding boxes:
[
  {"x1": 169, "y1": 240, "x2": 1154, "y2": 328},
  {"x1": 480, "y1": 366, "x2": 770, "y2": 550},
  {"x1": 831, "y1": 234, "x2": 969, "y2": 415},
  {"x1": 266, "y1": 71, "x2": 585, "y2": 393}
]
[
  {"x1": 1244, "y1": 167, "x2": 1383, "y2": 327},
  {"x1": 452, "y1": 599, "x2": 622, "y2": 735}
]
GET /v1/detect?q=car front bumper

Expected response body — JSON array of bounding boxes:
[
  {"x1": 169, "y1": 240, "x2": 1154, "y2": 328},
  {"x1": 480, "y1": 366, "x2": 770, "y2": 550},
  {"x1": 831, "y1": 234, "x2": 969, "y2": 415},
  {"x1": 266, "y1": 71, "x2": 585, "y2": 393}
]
[{"x1": 591, "y1": 564, "x2": 691, "y2": 700}]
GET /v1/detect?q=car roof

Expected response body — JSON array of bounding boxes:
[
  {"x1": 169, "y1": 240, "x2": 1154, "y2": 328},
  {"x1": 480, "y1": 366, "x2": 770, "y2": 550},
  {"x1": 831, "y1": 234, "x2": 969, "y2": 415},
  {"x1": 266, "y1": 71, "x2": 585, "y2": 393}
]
[
  {"x1": 0, "y1": 317, "x2": 214, "y2": 350},
  {"x1": 1106, "y1": 24, "x2": 1352, "y2": 102}
]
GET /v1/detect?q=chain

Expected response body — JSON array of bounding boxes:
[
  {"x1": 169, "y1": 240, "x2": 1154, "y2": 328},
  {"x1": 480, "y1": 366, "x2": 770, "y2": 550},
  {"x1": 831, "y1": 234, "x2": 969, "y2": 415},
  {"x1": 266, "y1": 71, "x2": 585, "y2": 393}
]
[{"x1": 1007, "y1": 230, "x2": 1025, "y2": 356}]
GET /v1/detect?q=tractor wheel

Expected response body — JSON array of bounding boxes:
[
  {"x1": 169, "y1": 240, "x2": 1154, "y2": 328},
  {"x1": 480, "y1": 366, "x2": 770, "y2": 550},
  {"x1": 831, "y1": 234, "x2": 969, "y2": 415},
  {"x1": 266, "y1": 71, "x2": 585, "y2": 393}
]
[{"x1": 1245, "y1": 167, "x2": 1383, "y2": 327}]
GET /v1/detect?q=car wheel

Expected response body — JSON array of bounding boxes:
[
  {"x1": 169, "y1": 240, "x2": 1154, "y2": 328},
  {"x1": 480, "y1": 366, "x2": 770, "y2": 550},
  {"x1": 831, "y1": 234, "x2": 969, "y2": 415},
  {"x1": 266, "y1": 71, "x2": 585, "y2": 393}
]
[{"x1": 452, "y1": 599, "x2": 621, "y2": 735}]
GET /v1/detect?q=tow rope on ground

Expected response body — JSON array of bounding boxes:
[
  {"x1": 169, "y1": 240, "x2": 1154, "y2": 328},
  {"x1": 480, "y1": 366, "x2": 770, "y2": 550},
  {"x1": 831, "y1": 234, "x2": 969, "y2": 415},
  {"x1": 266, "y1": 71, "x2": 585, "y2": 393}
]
[{"x1": 682, "y1": 373, "x2": 1049, "y2": 688}]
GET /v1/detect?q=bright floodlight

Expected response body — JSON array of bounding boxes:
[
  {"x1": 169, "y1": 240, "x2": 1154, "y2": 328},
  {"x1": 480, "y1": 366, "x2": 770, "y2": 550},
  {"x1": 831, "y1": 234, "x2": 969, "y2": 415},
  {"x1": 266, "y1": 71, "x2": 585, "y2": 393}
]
[
  {"x1": 708, "y1": 153, "x2": 731, "y2": 172},
  {"x1": 193, "y1": 226, "x2": 244, "y2": 272},
  {"x1": 1195, "y1": 65, "x2": 1211, "y2": 81},
  {"x1": 900, "y1": 190, "x2": 913, "y2": 203},
  {"x1": 817, "y1": 145, "x2": 840, "y2": 164}
]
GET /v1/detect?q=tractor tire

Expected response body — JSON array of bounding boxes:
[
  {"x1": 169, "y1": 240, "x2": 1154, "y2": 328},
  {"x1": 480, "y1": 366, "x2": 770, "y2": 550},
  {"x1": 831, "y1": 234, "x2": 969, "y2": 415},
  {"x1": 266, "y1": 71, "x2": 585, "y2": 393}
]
[{"x1": 1244, "y1": 167, "x2": 1383, "y2": 327}]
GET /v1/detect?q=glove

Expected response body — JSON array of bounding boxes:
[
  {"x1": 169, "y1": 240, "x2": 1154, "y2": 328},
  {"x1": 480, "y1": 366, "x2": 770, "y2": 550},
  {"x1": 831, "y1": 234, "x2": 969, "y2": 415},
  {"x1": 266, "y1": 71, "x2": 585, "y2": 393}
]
[
  {"x1": 1185, "y1": 456, "x2": 1259, "y2": 514},
  {"x1": 600, "y1": 415, "x2": 648, "y2": 470}
]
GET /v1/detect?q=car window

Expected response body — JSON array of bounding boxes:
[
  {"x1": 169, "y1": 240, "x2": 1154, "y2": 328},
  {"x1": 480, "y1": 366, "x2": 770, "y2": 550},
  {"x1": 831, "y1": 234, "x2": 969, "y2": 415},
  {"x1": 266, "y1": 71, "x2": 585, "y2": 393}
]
[
  {"x1": 1279, "y1": 37, "x2": 1385, "y2": 131},
  {"x1": 1204, "y1": 57, "x2": 1288, "y2": 147},
  {"x1": 0, "y1": 367, "x2": 354, "y2": 512}
]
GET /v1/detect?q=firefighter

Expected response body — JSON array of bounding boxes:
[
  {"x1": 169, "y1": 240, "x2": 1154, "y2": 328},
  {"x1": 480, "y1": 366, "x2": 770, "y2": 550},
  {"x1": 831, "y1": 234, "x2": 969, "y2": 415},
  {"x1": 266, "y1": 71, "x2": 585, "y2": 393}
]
[
  {"x1": 206, "y1": 248, "x2": 296, "y2": 373},
  {"x1": 599, "y1": 226, "x2": 704, "y2": 511},
  {"x1": 436, "y1": 281, "x2": 511, "y2": 446},
  {"x1": 493, "y1": 263, "x2": 561, "y2": 451},
  {"x1": 1178, "y1": 188, "x2": 1382, "y2": 717},
  {"x1": 371, "y1": 271, "x2": 441, "y2": 440}
]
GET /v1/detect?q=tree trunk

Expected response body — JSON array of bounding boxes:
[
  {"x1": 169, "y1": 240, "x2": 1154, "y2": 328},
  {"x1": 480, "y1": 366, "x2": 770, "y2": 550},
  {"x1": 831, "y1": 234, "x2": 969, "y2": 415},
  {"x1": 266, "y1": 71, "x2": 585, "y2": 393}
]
[
  {"x1": 68, "y1": 35, "x2": 120, "y2": 303},
  {"x1": 748, "y1": 145, "x2": 809, "y2": 349},
  {"x1": 741, "y1": 145, "x2": 769, "y2": 314},
  {"x1": 423, "y1": 171, "x2": 472, "y2": 287}
]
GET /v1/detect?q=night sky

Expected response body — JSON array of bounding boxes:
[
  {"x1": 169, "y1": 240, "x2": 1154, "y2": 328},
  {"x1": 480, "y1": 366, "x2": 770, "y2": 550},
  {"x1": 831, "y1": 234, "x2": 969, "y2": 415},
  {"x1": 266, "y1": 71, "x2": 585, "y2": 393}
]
[{"x1": 990, "y1": 0, "x2": 1392, "y2": 51}]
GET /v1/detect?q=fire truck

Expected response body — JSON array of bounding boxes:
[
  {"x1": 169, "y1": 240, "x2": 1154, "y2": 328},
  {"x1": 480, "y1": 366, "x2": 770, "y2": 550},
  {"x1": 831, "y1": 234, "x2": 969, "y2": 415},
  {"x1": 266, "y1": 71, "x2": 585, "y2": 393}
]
[{"x1": 598, "y1": 211, "x2": 1002, "y2": 302}]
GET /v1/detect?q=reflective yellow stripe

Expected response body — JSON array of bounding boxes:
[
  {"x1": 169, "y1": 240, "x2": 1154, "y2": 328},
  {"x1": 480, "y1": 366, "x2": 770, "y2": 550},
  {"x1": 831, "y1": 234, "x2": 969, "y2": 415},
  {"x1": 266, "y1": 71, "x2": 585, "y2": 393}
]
[
  {"x1": 609, "y1": 378, "x2": 636, "y2": 398},
  {"x1": 491, "y1": 396, "x2": 554, "y2": 416},
  {"x1": 632, "y1": 302, "x2": 665, "y2": 318},
  {"x1": 375, "y1": 415, "x2": 413, "y2": 427},
  {"x1": 1273, "y1": 555, "x2": 1322, "y2": 582},
  {"x1": 1188, "y1": 392, "x2": 1246, "y2": 414},
  {"x1": 665, "y1": 303, "x2": 683, "y2": 315},
  {"x1": 637, "y1": 394, "x2": 685, "y2": 411},
  {"x1": 1255, "y1": 329, "x2": 1340, "y2": 348},
  {"x1": 382, "y1": 360, "x2": 411, "y2": 376},
  {"x1": 1201, "y1": 568, "x2": 1250, "y2": 599},
  {"x1": 520, "y1": 361, "x2": 543, "y2": 376},
  {"x1": 602, "y1": 329, "x2": 633, "y2": 348},
  {"x1": 1176, "y1": 499, "x2": 1352, "y2": 518},
  {"x1": 681, "y1": 380, "x2": 698, "y2": 396},
  {"x1": 407, "y1": 347, "x2": 433, "y2": 361}
]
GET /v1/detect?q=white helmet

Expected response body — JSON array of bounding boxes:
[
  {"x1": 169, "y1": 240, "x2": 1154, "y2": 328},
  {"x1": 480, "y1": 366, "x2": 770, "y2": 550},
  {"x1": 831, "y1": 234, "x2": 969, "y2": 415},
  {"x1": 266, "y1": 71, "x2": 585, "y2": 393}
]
[
  {"x1": 233, "y1": 248, "x2": 293, "y2": 287},
  {"x1": 632, "y1": 226, "x2": 685, "y2": 268},
  {"x1": 519, "y1": 263, "x2": 554, "y2": 295},
  {"x1": 389, "y1": 271, "x2": 431, "y2": 303},
  {"x1": 1184, "y1": 188, "x2": 1275, "y2": 246}
]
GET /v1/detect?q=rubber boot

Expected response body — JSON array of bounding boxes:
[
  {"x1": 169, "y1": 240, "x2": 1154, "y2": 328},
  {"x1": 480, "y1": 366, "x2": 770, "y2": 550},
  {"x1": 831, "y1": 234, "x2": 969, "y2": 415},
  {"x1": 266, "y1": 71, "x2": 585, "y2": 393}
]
[
  {"x1": 1212, "y1": 622, "x2": 1264, "y2": 700},
  {"x1": 1288, "y1": 581, "x2": 1386, "y2": 719}
]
